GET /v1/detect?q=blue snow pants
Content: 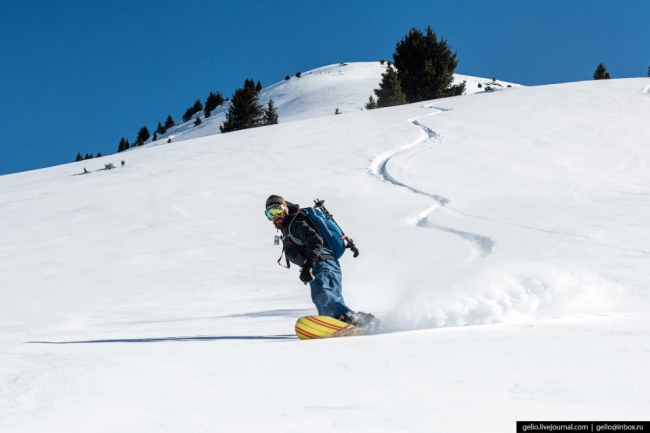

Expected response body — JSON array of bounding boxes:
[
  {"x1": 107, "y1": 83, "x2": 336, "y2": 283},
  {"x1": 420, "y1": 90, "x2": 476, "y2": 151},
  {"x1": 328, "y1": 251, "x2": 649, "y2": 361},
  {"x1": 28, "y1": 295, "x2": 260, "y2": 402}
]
[{"x1": 309, "y1": 259, "x2": 351, "y2": 318}]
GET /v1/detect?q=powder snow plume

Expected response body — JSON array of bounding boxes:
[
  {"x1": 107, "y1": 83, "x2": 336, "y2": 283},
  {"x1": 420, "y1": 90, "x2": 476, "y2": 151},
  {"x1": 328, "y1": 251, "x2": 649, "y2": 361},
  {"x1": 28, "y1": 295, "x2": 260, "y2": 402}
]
[{"x1": 381, "y1": 266, "x2": 626, "y2": 331}]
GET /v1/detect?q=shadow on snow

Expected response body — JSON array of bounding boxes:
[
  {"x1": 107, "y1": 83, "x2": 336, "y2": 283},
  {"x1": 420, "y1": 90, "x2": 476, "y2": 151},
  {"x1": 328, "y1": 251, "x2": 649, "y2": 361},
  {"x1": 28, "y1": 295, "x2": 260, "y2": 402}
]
[{"x1": 28, "y1": 334, "x2": 297, "y2": 344}]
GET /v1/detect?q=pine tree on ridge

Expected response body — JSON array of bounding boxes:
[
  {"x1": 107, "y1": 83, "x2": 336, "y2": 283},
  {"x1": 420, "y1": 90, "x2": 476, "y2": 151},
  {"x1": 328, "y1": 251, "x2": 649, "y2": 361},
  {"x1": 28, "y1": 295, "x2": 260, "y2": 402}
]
[
  {"x1": 164, "y1": 115, "x2": 175, "y2": 130},
  {"x1": 365, "y1": 95, "x2": 378, "y2": 110},
  {"x1": 220, "y1": 80, "x2": 264, "y2": 133},
  {"x1": 263, "y1": 99, "x2": 279, "y2": 125},
  {"x1": 392, "y1": 26, "x2": 464, "y2": 102},
  {"x1": 136, "y1": 126, "x2": 150, "y2": 145},
  {"x1": 374, "y1": 66, "x2": 407, "y2": 107},
  {"x1": 593, "y1": 63, "x2": 610, "y2": 80}
]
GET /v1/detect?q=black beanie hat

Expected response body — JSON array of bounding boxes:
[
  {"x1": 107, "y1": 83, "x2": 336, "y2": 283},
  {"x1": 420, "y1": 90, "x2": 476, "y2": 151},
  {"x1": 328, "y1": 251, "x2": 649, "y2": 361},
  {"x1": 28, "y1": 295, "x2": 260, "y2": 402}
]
[{"x1": 265, "y1": 195, "x2": 284, "y2": 208}]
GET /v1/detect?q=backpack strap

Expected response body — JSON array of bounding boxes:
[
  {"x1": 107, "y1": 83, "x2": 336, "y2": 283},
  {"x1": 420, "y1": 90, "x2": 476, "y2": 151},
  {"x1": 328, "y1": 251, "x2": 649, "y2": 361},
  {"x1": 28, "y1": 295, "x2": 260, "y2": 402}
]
[
  {"x1": 276, "y1": 210, "x2": 300, "y2": 268},
  {"x1": 276, "y1": 243, "x2": 290, "y2": 269},
  {"x1": 286, "y1": 211, "x2": 304, "y2": 246},
  {"x1": 285, "y1": 209, "x2": 334, "y2": 262}
]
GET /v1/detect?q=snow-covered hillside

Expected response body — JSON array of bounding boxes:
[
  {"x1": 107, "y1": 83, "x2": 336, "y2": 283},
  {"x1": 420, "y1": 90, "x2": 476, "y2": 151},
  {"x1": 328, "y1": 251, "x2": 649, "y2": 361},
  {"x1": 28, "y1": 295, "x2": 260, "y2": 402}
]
[
  {"x1": 149, "y1": 62, "x2": 520, "y2": 144},
  {"x1": 1, "y1": 67, "x2": 649, "y2": 432}
]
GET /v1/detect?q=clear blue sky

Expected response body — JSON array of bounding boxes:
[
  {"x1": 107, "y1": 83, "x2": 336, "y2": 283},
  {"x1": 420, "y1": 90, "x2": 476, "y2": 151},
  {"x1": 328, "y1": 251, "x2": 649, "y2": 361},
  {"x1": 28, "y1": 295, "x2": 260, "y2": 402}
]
[{"x1": 1, "y1": 0, "x2": 648, "y2": 175}]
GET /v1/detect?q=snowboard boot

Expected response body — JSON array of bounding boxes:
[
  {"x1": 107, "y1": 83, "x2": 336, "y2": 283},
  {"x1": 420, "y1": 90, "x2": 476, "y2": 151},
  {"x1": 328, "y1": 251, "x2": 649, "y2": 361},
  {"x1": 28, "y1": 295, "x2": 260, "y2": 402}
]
[{"x1": 339, "y1": 311, "x2": 382, "y2": 332}]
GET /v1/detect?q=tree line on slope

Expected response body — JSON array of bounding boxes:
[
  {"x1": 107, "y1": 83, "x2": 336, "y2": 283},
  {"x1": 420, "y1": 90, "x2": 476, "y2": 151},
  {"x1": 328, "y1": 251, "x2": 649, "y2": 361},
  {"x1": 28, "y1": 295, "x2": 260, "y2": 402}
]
[
  {"x1": 364, "y1": 27, "x2": 649, "y2": 111},
  {"x1": 77, "y1": 25, "x2": 461, "y2": 162},
  {"x1": 115, "y1": 89, "x2": 229, "y2": 154},
  {"x1": 76, "y1": 82, "x2": 264, "y2": 160},
  {"x1": 76, "y1": 26, "x2": 650, "y2": 162},
  {"x1": 75, "y1": 152, "x2": 102, "y2": 161},
  {"x1": 107, "y1": 79, "x2": 277, "y2": 155}
]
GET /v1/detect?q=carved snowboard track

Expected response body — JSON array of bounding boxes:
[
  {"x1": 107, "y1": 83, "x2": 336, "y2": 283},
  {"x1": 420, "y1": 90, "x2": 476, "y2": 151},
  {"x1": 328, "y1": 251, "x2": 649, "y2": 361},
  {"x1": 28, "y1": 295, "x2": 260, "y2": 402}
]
[{"x1": 370, "y1": 107, "x2": 495, "y2": 258}]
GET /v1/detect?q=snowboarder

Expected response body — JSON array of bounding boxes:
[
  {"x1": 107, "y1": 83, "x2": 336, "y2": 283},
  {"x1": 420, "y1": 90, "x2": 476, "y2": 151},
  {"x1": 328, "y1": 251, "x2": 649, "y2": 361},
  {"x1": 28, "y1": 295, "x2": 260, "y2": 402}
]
[{"x1": 265, "y1": 195, "x2": 378, "y2": 329}]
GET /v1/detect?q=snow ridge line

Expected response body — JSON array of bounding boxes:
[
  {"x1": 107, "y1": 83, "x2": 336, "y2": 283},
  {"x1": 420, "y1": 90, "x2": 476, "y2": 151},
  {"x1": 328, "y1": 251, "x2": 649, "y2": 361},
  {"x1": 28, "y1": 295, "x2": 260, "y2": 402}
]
[{"x1": 369, "y1": 108, "x2": 495, "y2": 258}]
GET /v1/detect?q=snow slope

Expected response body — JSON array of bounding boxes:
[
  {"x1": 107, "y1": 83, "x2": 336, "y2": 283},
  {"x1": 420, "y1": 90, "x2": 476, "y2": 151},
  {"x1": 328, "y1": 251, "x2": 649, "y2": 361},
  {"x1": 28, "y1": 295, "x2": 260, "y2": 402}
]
[
  {"x1": 149, "y1": 61, "x2": 520, "y2": 144},
  {"x1": 1, "y1": 71, "x2": 649, "y2": 432}
]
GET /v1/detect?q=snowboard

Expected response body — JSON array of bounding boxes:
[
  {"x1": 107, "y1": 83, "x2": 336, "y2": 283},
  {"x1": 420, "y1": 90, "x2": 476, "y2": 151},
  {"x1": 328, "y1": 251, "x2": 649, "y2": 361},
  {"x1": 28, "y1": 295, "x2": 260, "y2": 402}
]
[{"x1": 295, "y1": 315, "x2": 365, "y2": 340}]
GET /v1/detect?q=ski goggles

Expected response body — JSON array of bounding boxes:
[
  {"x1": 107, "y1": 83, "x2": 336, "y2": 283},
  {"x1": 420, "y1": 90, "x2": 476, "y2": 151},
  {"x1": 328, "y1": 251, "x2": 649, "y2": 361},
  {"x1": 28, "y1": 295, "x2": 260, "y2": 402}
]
[{"x1": 265, "y1": 205, "x2": 285, "y2": 220}]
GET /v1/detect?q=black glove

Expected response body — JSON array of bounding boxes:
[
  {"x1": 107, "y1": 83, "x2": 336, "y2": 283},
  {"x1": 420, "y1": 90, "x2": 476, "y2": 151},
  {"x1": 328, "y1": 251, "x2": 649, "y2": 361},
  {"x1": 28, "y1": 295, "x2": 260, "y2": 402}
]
[{"x1": 299, "y1": 264, "x2": 315, "y2": 285}]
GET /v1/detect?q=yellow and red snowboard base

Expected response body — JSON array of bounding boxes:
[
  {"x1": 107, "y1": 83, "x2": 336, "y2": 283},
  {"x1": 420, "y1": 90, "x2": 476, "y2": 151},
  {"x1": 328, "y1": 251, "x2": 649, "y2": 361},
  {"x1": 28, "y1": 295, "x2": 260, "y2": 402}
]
[{"x1": 295, "y1": 315, "x2": 365, "y2": 340}]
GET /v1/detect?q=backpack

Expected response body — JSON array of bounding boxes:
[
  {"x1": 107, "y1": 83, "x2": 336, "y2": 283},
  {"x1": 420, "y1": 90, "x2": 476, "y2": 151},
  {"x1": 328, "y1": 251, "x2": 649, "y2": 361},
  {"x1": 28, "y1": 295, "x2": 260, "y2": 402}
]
[{"x1": 280, "y1": 199, "x2": 359, "y2": 267}]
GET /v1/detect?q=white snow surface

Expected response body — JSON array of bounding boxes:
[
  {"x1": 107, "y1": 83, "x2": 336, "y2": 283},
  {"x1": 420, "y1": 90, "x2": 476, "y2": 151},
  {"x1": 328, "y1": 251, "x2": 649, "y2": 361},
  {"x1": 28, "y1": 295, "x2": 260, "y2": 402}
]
[
  {"x1": 1, "y1": 64, "x2": 649, "y2": 432},
  {"x1": 150, "y1": 62, "x2": 520, "y2": 144}
]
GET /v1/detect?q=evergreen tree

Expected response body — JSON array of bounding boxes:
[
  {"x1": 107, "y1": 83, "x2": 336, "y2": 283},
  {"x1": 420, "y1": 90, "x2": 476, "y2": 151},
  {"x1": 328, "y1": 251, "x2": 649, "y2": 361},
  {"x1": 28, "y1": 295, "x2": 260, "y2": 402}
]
[
  {"x1": 593, "y1": 63, "x2": 610, "y2": 80},
  {"x1": 204, "y1": 110, "x2": 211, "y2": 118},
  {"x1": 156, "y1": 122, "x2": 165, "y2": 135},
  {"x1": 296, "y1": 72, "x2": 302, "y2": 78},
  {"x1": 374, "y1": 66, "x2": 408, "y2": 107},
  {"x1": 205, "y1": 93, "x2": 216, "y2": 112},
  {"x1": 365, "y1": 95, "x2": 378, "y2": 110},
  {"x1": 194, "y1": 116, "x2": 202, "y2": 126},
  {"x1": 244, "y1": 79, "x2": 256, "y2": 93},
  {"x1": 118, "y1": 137, "x2": 128, "y2": 152},
  {"x1": 75, "y1": 152, "x2": 83, "y2": 162},
  {"x1": 164, "y1": 115, "x2": 175, "y2": 129},
  {"x1": 191, "y1": 99, "x2": 203, "y2": 114},
  {"x1": 84, "y1": 153, "x2": 93, "y2": 160},
  {"x1": 182, "y1": 107, "x2": 193, "y2": 122},
  {"x1": 205, "y1": 91, "x2": 224, "y2": 112},
  {"x1": 263, "y1": 99, "x2": 279, "y2": 125},
  {"x1": 392, "y1": 26, "x2": 464, "y2": 102},
  {"x1": 220, "y1": 81, "x2": 264, "y2": 133},
  {"x1": 256, "y1": 80, "x2": 263, "y2": 93},
  {"x1": 285, "y1": 75, "x2": 290, "y2": 81},
  {"x1": 215, "y1": 91, "x2": 224, "y2": 107},
  {"x1": 152, "y1": 132, "x2": 158, "y2": 141},
  {"x1": 96, "y1": 152, "x2": 102, "y2": 158},
  {"x1": 647, "y1": 66, "x2": 650, "y2": 77},
  {"x1": 136, "y1": 126, "x2": 150, "y2": 143},
  {"x1": 182, "y1": 100, "x2": 204, "y2": 122}
]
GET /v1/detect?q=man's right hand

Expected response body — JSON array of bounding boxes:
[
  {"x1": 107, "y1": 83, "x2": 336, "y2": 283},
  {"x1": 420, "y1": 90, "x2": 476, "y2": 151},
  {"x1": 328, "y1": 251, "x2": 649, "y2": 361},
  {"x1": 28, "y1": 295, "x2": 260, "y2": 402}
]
[{"x1": 299, "y1": 266, "x2": 315, "y2": 285}]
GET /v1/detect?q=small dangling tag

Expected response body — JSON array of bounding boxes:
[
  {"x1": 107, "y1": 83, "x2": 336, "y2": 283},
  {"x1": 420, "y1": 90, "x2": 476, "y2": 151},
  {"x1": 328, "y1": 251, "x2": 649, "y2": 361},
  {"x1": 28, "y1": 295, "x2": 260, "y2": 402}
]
[{"x1": 274, "y1": 235, "x2": 280, "y2": 245}]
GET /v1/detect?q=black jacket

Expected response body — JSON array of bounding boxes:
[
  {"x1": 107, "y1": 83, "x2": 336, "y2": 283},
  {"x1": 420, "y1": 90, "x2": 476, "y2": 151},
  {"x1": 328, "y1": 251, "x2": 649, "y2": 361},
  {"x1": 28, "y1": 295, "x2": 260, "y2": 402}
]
[{"x1": 281, "y1": 202, "x2": 334, "y2": 268}]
